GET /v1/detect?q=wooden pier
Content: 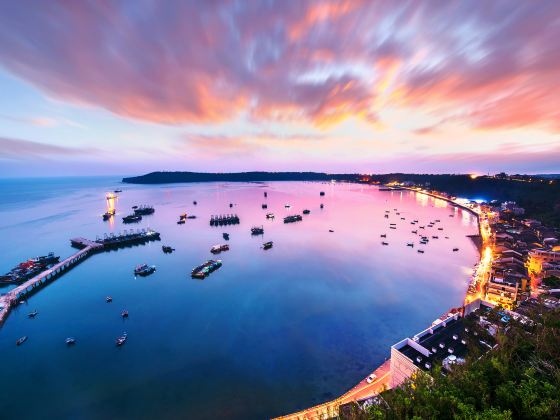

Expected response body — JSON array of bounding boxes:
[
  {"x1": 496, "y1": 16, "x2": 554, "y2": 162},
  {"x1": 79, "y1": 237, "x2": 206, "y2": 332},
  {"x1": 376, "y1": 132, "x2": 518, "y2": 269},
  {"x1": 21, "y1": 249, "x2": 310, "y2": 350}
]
[
  {"x1": 0, "y1": 242, "x2": 103, "y2": 324},
  {"x1": 0, "y1": 229, "x2": 160, "y2": 326}
]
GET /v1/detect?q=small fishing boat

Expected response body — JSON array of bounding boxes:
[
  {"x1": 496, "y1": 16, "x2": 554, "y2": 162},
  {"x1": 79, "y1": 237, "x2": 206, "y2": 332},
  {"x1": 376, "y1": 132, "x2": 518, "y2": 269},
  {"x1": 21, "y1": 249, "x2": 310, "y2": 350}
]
[
  {"x1": 66, "y1": 337, "x2": 76, "y2": 345},
  {"x1": 102, "y1": 208, "x2": 116, "y2": 220},
  {"x1": 266, "y1": 213, "x2": 275, "y2": 219},
  {"x1": 121, "y1": 310, "x2": 129, "y2": 318},
  {"x1": 382, "y1": 242, "x2": 389, "y2": 245},
  {"x1": 412, "y1": 230, "x2": 418, "y2": 234},
  {"x1": 453, "y1": 248, "x2": 459, "y2": 252},
  {"x1": 284, "y1": 204, "x2": 291, "y2": 208},
  {"x1": 132, "y1": 205, "x2": 138, "y2": 209},
  {"x1": 263, "y1": 241, "x2": 273, "y2": 250},
  {"x1": 210, "y1": 244, "x2": 229, "y2": 254},
  {"x1": 16, "y1": 336, "x2": 28, "y2": 346},
  {"x1": 223, "y1": 233, "x2": 230, "y2": 240},
  {"x1": 380, "y1": 234, "x2": 387, "y2": 238},
  {"x1": 390, "y1": 226, "x2": 396, "y2": 230},
  {"x1": 320, "y1": 191, "x2": 325, "y2": 196},
  {"x1": 432, "y1": 236, "x2": 439, "y2": 239},
  {"x1": 106, "y1": 296, "x2": 113, "y2": 303},
  {"x1": 264, "y1": 192, "x2": 267, "y2": 197},
  {"x1": 162, "y1": 245, "x2": 175, "y2": 253},
  {"x1": 262, "y1": 204, "x2": 268, "y2": 209},
  {"x1": 134, "y1": 264, "x2": 156, "y2": 276},
  {"x1": 187, "y1": 215, "x2": 196, "y2": 219},
  {"x1": 116, "y1": 332, "x2": 127, "y2": 346},
  {"x1": 177, "y1": 219, "x2": 185, "y2": 225},
  {"x1": 407, "y1": 243, "x2": 414, "y2": 247},
  {"x1": 251, "y1": 226, "x2": 264, "y2": 235},
  {"x1": 302, "y1": 209, "x2": 311, "y2": 215},
  {"x1": 123, "y1": 214, "x2": 142, "y2": 224},
  {"x1": 28, "y1": 310, "x2": 38, "y2": 318},
  {"x1": 329, "y1": 229, "x2": 334, "y2": 233},
  {"x1": 438, "y1": 227, "x2": 443, "y2": 231},
  {"x1": 418, "y1": 249, "x2": 425, "y2": 253},
  {"x1": 320, "y1": 204, "x2": 324, "y2": 209},
  {"x1": 114, "y1": 189, "x2": 122, "y2": 193},
  {"x1": 229, "y1": 203, "x2": 233, "y2": 208},
  {"x1": 193, "y1": 201, "x2": 197, "y2": 205}
]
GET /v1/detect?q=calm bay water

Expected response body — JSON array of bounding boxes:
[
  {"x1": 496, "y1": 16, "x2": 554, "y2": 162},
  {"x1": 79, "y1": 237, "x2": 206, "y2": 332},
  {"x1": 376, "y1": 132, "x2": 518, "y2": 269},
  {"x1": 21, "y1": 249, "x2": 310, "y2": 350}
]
[{"x1": 0, "y1": 178, "x2": 479, "y2": 419}]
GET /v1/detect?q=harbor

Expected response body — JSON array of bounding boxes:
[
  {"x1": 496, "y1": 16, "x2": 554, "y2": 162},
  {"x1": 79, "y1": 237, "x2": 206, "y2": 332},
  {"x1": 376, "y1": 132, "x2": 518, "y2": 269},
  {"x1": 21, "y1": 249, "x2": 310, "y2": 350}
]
[{"x1": 0, "y1": 180, "x2": 480, "y2": 419}]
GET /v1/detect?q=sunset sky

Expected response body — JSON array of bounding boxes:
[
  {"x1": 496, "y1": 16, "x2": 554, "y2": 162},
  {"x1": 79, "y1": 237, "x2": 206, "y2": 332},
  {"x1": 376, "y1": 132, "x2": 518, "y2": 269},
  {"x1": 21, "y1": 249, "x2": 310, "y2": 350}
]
[{"x1": 0, "y1": 0, "x2": 559, "y2": 177}]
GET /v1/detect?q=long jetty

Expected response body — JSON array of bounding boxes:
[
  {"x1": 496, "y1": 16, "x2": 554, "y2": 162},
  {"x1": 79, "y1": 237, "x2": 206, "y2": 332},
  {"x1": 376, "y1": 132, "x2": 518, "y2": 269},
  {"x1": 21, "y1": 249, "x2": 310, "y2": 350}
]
[{"x1": 0, "y1": 229, "x2": 160, "y2": 326}]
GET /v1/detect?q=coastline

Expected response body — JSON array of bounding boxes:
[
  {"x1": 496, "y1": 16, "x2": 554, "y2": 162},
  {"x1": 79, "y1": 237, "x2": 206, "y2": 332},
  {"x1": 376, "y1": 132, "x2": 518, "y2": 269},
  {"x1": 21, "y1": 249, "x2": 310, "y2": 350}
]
[{"x1": 274, "y1": 185, "x2": 489, "y2": 419}]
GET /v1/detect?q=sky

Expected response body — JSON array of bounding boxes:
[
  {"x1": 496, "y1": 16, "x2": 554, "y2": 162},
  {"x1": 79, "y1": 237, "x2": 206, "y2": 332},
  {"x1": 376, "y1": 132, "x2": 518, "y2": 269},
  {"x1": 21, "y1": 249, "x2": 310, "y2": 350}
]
[{"x1": 0, "y1": 0, "x2": 559, "y2": 177}]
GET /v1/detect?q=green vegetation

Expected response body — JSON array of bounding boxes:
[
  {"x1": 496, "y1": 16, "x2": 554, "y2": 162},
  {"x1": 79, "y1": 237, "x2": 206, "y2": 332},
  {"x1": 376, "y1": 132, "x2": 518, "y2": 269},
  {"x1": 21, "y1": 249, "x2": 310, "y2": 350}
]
[
  {"x1": 542, "y1": 276, "x2": 560, "y2": 289},
  {"x1": 343, "y1": 306, "x2": 560, "y2": 419}
]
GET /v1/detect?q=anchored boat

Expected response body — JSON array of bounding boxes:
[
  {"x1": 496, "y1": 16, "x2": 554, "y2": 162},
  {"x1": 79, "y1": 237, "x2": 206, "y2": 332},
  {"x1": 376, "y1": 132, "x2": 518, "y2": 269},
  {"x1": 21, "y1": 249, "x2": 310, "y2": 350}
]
[
  {"x1": 191, "y1": 260, "x2": 222, "y2": 279},
  {"x1": 210, "y1": 244, "x2": 229, "y2": 254},
  {"x1": 134, "y1": 264, "x2": 156, "y2": 276}
]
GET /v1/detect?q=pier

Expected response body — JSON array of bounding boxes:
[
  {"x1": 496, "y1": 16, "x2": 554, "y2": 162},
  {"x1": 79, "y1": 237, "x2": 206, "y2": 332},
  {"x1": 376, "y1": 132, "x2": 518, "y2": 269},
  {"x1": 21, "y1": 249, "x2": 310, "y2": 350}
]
[{"x1": 0, "y1": 229, "x2": 160, "y2": 326}]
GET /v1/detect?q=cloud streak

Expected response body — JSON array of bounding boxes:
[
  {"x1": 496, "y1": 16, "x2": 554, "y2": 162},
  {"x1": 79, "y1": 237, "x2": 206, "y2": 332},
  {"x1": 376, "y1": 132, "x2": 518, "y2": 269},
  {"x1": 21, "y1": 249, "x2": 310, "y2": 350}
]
[{"x1": 0, "y1": 0, "x2": 558, "y2": 133}]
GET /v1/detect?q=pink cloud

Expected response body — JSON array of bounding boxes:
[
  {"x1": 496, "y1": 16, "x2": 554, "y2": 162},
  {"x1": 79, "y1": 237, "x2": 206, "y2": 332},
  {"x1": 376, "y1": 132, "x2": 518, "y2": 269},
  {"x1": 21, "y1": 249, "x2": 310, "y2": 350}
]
[{"x1": 0, "y1": 0, "x2": 558, "y2": 133}]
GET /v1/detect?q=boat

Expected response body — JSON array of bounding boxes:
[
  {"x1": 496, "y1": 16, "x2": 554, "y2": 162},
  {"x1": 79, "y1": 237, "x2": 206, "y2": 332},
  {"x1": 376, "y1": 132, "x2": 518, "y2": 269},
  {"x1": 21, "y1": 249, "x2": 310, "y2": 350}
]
[
  {"x1": 251, "y1": 226, "x2": 264, "y2": 235},
  {"x1": 390, "y1": 226, "x2": 396, "y2": 230},
  {"x1": 210, "y1": 214, "x2": 240, "y2": 226},
  {"x1": 162, "y1": 245, "x2": 175, "y2": 253},
  {"x1": 453, "y1": 248, "x2": 459, "y2": 252},
  {"x1": 229, "y1": 203, "x2": 233, "y2": 208},
  {"x1": 121, "y1": 310, "x2": 129, "y2": 318},
  {"x1": 418, "y1": 250, "x2": 425, "y2": 253},
  {"x1": 210, "y1": 244, "x2": 229, "y2": 254},
  {"x1": 187, "y1": 215, "x2": 196, "y2": 219},
  {"x1": 177, "y1": 219, "x2": 185, "y2": 225},
  {"x1": 263, "y1": 241, "x2": 273, "y2": 250},
  {"x1": 432, "y1": 236, "x2": 439, "y2": 239},
  {"x1": 449, "y1": 214, "x2": 454, "y2": 217},
  {"x1": 320, "y1": 204, "x2": 324, "y2": 209},
  {"x1": 266, "y1": 213, "x2": 275, "y2": 219},
  {"x1": 262, "y1": 204, "x2": 268, "y2": 209},
  {"x1": 114, "y1": 189, "x2": 122, "y2": 193},
  {"x1": 1, "y1": 252, "x2": 60, "y2": 284},
  {"x1": 284, "y1": 204, "x2": 291, "y2": 208},
  {"x1": 16, "y1": 336, "x2": 28, "y2": 346},
  {"x1": 283, "y1": 215, "x2": 302, "y2": 223},
  {"x1": 122, "y1": 214, "x2": 142, "y2": 224},
  {"x1": 380, "y1": 234, "x2": 387, "y2": 238},
  {"x1": 384, "y1": 214, "x2": 389, "y2": 218},
  {"x1": 264, "y1": 192, "x2": 267, "y2": 197},
  {"x1": 223, "y1": 233, "x2": 230, "y2": 240},
  {"x1": 28, "y1": 310, "x2": 38, "y2": 318},
  {"x1": 116, "y1": 332, "x2": 127, "y2": 346},
  {"x1": 134, "y1": 264, "x2": 156, "y2": 276},
  {"x1": 438, "y1": 227, "x2": 444, "y2": 231},
  {"x1": 191, "y1": 260, "x2": 222, "y2": 279},
  {"x1": 412, "y1": 230, "x2": 418, "y2": 234},
  {"x1": 132, "y1": 205, "x2": 138, "y2": 209},
  {"x1": 103, "y1": 208, "x2": 116, "y2": 220},
  {"x1": 133, "y1": 205, "x2": 155, "y2": 215},
  {"x1": 66, "y1": 337, "x2": 76, "y2": 345},
  {"x1": 302, "y1": 209, "x2": 311, "y2": 215},
  {"x1": 407, "y1": 243, "x2": 414, "y2": 247},
  {"x1": 193, "y1": 201, "x2": 197, "y2": 205},
  {"x1": 320, "y1": 191, "x2": 325, "y2": 196},
  {"x1": 329, "y1": 229, "x2": 334, "y2": 232},
  {"x1": 382, "y1": 242, "x2": 389, "y2": 245},
  {"x1": 106, "y1": 296, "x2": 113, "y2": 303}
]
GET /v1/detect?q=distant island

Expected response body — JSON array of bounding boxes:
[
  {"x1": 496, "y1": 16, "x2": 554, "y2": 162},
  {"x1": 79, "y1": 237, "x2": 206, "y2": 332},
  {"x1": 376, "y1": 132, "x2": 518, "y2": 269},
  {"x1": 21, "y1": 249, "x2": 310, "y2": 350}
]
[{"x1": 122, "y1": 171, "x2": 360, "y2": 184}]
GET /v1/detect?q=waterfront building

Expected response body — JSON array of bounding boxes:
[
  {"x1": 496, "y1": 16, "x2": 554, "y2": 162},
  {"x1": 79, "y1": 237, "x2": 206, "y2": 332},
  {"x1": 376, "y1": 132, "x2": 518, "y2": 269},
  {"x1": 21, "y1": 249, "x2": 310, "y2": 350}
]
[
  {"x1": 390, "y1": 299, "x2": 495, "y2": 388},
  {"x1": 527, "y1": 249, "x2": 560, "y2": 276}
]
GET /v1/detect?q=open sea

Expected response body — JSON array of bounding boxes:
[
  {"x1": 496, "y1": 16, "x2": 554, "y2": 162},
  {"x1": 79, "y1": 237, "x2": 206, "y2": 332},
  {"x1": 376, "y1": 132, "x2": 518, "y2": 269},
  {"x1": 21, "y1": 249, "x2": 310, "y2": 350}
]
[{"x1": 0, "y1": 177, "x2": 479, "y2": 419}]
